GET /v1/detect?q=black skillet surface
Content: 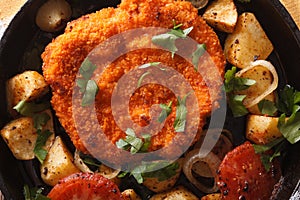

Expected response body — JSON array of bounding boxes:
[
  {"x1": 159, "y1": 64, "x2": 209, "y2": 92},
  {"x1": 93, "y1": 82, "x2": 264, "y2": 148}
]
[{"x1": 0, "y1": 0, "x2": 300, "y2": 199}]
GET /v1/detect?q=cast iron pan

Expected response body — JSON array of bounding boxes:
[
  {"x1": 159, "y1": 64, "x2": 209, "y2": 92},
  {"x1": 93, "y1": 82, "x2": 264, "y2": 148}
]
[{"x1": 0, "y1": 0, "x2": 300, "y2": 199}]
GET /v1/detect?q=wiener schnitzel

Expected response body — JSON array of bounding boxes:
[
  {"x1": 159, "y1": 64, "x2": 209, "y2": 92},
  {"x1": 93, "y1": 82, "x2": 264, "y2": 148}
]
[{"x1": 42, "y1": 0, "x2": 225, "y2": 162}]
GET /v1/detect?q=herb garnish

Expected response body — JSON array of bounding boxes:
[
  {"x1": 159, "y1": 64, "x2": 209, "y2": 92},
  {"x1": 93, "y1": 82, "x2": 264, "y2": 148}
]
[
  {"x1": 14, "y1": 100, "x2": 50, "y2": 117},
  {"x1": 254, "y1": 85, "x2": 300, "y2": 170},
  {"x1": 224, "y1": 66, "x2": 256, "y2": 117},
  {"x1": 152, "y1": 22, "x2": 193, "y2": 58},
  {"x1": 118, "y1": 161, "x2": 179, "y2": 184},
  {"x1": 116, "y1": 128, "x2": 151, "y2": 154},
  {"x1": 258, "y1": 99, "x2": 277, "y2": 116},
  {"x1": 174, "y1": 93, "x2": 190, "y2": 132},
  {"x1": 192, "y1": 44, "x2": 206, "y2": 71},
  {"x1": 14, "y1": 100, "x2": 53, "y2": 163},
  {"x1": 24, "y1": 185, "x2": 50, "y2": 200},
  {"x1": 158, "y1": 101, "x2": 173, "y2": 123},
  {"x1": 34, "y1": 130, "x2": 53, "y2": 163},
  {"x1": 76, "y1": 58, "x2": 99, "y2": 106}
]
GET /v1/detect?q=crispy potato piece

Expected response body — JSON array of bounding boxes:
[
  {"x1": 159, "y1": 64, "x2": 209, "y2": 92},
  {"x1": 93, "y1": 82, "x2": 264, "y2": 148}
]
[
  {"x1": 122, "y1": 189, "x2": 142, "y2": 200},
  {"x1": 142, "y1": 159, "x2": 183, "y2": 193},
  {"x1": 41, "y1": 136, "x2": 80, "y2": 186},
  {"x1": 201, "y1": 193, "x2": 221, "y2": 200},
  {"x1": 150, "y1": 186, "x2": 198, "y2": 200},
  {"x1": 6, "y1": 70, "x2": 49, "y2": 115},
  {"x1": 246, "y1": 115, "x2": 282, "y2": 144},
  {"x1": 224, "y1": 12, "x2": 273, "y2": 68},
  {"x1": 202, "y1": 0, "x2": 237, "y2": 33},
  {"x1": 236, "y1": 64, "x2": 276, "y2": 113},
  {"x1": 0, "y1": 110, "x2": 54, "y2": 160}
]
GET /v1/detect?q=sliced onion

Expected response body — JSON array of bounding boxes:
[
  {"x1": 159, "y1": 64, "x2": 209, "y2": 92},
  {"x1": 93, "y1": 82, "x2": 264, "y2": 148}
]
[
  {"x1": 183, "y1": 149, "x2": 221, "y2": 193},
  {"x1": 74, "y1": 150, "x2": 93, "y2": 173},
  {"x1": 235, "y1": 60, "x2": 279, "y2": 108},
  {"x1": 98, "y1": 164, "x2": 121, "y2": 180}
]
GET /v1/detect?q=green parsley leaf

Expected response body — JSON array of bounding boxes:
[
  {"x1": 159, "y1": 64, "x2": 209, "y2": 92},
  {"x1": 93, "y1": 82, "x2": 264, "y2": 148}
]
[
  {"x1": 33, "y1": 112, "x2": 50, "y2": 130},
  {"x1": 76, "y1": 78, "x2": 89, "y2": 93},
  {"x1": 158, "y1": 101, "x2": 172, "y2": 123},
  {"x1": 143, "y1": 162, "x2": 179, "y2": 181},
  {"x1": 152, "y1": 26, "x2": 193, "y2": 58},
  {"x1": 253, "y1": 137, "x2": 284, "y2": 153},
  {"x1": 79, "y1": 58, "x2": 97, "y2": 80},
  {"x1": 137, "y1": 71, "x2": 151, "y2": 88},
  {"x1": 116, "y1": 128, "x2": 151, "y2": 154},
  {"x1": 34, "y1": 130, "x2": 53, "y2": 163},
  {"x1": 174, "y1": 93, "x2": 190, "y2": 132},
  {"x1": 81, "y1": 80, "x2": 99, "y2": 106},
  {"x1": 192, "y1": 44, "x2": 206, "y2": 71},
  {"x1": 24, "y1": 185, "x2": 50, "y2": 200},
  {"x1": 140, "y1": 134, "x2": 151, "y2": 152},
  {"x1": 228, "y1": 94, "x2": 249, "y2": 117},
  {"x1": 13, "y1": 100, "x2": 50, "y2": 117},
  {"x1": 278, "y1": 112, "x2": 300, "y2": 144},
  {"x1": 258, "y1": 99, "x2": 278, "y2": 116},
  {"x1": 277, "y1": 85, "x2": 300, "y2": 115},
  {"x1": 224, "y1": 67, "x2": 256, "y2": 93}
]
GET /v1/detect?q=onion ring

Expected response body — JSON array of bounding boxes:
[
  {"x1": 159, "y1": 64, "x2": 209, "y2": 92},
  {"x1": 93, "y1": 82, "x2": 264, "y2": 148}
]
[
  {"x1": 183, "y1": 149, "x2": 221, "y2": 193},
  {"x1": 235, "y1": 60, "x2": 279, "y2": 108}
]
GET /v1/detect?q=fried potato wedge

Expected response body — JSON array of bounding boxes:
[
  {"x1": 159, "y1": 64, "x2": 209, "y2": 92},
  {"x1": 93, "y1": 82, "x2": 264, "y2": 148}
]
[
  {"x1": 150, "y1": 186, "x2": 198, "y2": 200},
  {"x1": 41, "y1": 136, "x2": 80, "y2": 186},
  {"x1": 122, "y1": 189, "x2": 142, "y2": 200},
  {"x1": 246, "y1": 115, "x2": 282, "y2": 144},
  {"x1": 201, "y1": 193, "x2": 221, "y2": 200},
  {"x1": 0, "y1": 110, "x2": 54, "y2": 160},
  {"x1": 203, "y1": 0, "x2": 238, "y2": 33},
  {"x1": 6, "y1": 70, "x2": 49, "y2": 116},
  {"x1": 224, "y1": 12, "x2": 273, "y2": 68}
]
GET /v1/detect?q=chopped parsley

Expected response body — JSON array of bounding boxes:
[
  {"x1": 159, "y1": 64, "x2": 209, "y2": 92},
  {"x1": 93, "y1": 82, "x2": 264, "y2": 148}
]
[
  {"x1": 116, "y1": 128, "x2": 151, "y2": 154},
  {"x1": 174, "y1": 93, "x2": 190, "y2": 132},
  {"x1": 158, "y1": 101, "x2": 173, "y2": 123},
  {"x1": 34, "y1": 130, "x2": 53, "y2": 163},
  {"x1": 152, "y1": 22, "x2": 193, "y2": 58},
  {"x1": 254, "y1": 85, "x2": 300, "y2": 170},
  {"x1": 77, "y1": 58, "x2": 99, "y2": 106},
  {"x1": 258, "y1": 99, "x2": 277, "y2": 116},
  {"x1": 224, "y1": 66, "x2": 256, "y2": 117},
  {"x1": 192, "y1": 44, "x2": 206, "y2": 71},
  {"x1": 118, "y1": 161, "x2": 179, "y2": 184},
  {"x1": 24, "y1": 185, "x2": 50, "y2": 200},
  {"x1": 13, "y1": 100, "x2": 53, "y2": 163}
]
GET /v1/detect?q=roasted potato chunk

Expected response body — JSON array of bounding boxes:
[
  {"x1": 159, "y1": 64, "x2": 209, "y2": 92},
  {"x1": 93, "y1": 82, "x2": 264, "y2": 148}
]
[
  {"x1": 41, "y1": 136, "x2": 80, "y2": 186},
  {"x1": 150, "y1": 186, "x2": 198, "y2": 200},
  {"x1": 203, "y1": 0, "x2": 238, "y2": 33},
  {"x1": 122, "y1": 189, "x2": 142, "y2": 200},
  {"x1": 6, "y1": 70, "x2": 49, "y2": 115},
  {"x1": 201, "y1": 193, "x2": 221, "y2": 200},
  {"x1": 142, "y1": 159, "x2": 183, "y2": 193},
  {"x1": 0, "y1": 110, "x2": 54, "y2": 160},
  {"x1": 246, "y1": 115, "x2": 282, "y2": 144},
  {"x1": 224, "y1": 12, "x2": 273, "y2": 68}
]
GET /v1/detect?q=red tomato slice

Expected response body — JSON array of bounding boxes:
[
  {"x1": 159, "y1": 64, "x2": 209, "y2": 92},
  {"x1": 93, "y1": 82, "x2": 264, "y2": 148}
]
[
  {"x1": 216, "y1": 141, "x2": 281, "y2": 199},
  {"x1": 47, "y1": 172, "x2": 124, "y2": 200}
]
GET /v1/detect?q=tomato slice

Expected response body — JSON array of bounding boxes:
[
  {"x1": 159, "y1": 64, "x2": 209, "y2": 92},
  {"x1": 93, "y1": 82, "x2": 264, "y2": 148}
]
[
  {"x1": 216, "y1": 142, "x2": 281, "y2": 199},
  {"x1": 47, "y1": 172, "x2": 123, "y2": 200}
]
